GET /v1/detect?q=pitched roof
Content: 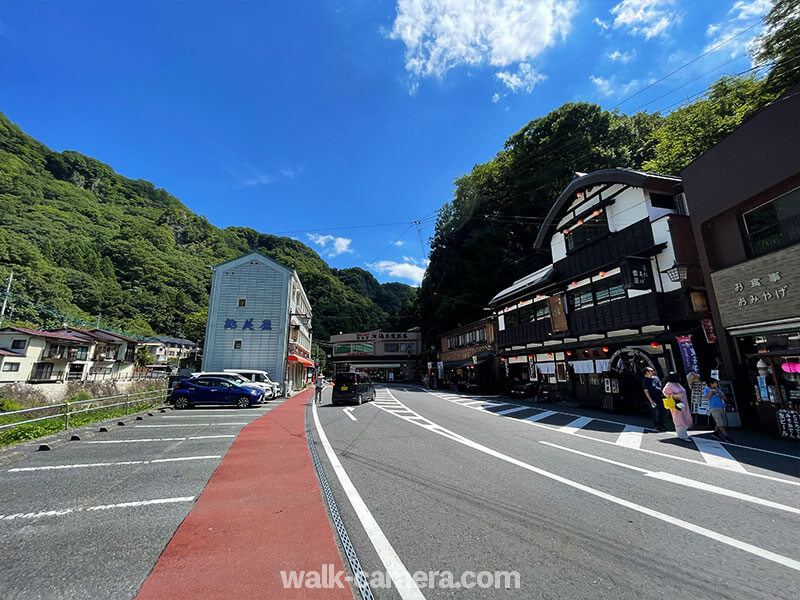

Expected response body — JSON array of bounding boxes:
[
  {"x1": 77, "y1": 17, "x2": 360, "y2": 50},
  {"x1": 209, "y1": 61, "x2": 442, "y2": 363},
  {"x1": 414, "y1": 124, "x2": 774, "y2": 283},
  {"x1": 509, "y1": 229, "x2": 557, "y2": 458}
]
[
  {"x1": 144, "y1": 335, "x2": 196, "y2": 346},
  {"x1": 91, "y1": 329, "x2": 138, "y2": 344},
  {"x1": 489, "y1": 265, "x2": 554, "y2": 306},
  {"x1": 1, "y1": 327, "x2": 87, "y2": 342}
]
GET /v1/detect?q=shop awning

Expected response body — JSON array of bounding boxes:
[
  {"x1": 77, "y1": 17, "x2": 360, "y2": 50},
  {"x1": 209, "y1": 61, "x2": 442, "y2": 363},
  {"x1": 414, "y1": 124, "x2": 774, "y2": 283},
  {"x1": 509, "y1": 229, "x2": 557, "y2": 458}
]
[
  {"x1": 288, "y1": 354, "x2": 314, "y2": 367},
  {"x1": 728, "y1": 319, "x2": 800, "y2": 337},
  {"x1": 348, "y1": 363, "x2": 401, "y2": 368},
  {"x1": 571, "y1": 360, "x2": 596, "y2": 374}
]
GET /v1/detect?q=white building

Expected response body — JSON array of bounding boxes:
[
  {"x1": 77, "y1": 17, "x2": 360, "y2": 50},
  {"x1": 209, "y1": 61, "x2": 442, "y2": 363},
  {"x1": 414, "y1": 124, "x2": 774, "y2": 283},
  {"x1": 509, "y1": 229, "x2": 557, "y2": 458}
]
[{"x1": 201, "y1": 251, "x2": 313, "y2": 395}]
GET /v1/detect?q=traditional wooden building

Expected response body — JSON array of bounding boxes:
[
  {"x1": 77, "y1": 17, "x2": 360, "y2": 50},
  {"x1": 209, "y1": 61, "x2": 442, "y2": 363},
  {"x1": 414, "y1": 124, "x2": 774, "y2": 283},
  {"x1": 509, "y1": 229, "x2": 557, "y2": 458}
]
[
  {"x1": 489, "y1": 168, "x2": 715, "y2": 412},
  {"x1": 439, "y1": 318, "x2": 498, "y2": 393}
]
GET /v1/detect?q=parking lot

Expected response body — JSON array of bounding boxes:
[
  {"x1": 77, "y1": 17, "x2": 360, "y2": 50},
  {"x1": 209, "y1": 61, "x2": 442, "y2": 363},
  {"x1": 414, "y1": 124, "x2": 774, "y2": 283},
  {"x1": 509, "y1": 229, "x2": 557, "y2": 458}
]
[{"x1": 0, "y1": 399, "x2": 284, "y2": 600}]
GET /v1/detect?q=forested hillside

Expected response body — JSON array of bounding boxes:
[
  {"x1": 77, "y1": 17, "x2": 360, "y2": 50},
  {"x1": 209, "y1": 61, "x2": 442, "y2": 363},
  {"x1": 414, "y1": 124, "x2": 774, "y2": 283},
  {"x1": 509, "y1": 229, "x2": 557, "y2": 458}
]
[
  {"x1": 420, "y1": 0, "x2": 799, "y2": 353},
  {"x1": 0, "y1": 115, "x2": 414, "y2": 342}
]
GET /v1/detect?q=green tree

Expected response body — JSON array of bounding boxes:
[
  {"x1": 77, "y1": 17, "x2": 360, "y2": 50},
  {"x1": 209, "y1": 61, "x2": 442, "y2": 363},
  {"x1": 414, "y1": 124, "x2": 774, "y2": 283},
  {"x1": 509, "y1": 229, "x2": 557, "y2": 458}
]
[
  {"x1": 754, "y1": 0, "x2": 800, "y2": 97},
  {"x1": 136, "y1": 345, "x2": 152, "y2": 368},
  {"x1": 183, "y1": 309, "x2": 208, "y2": 347}
]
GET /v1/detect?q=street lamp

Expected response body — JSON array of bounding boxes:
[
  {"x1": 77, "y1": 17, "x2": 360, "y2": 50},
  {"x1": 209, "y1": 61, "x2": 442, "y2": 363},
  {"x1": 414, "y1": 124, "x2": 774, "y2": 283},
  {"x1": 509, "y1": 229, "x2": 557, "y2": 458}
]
[{"x1": 662, "y1": 263, "x2": 690, "y2": 283}]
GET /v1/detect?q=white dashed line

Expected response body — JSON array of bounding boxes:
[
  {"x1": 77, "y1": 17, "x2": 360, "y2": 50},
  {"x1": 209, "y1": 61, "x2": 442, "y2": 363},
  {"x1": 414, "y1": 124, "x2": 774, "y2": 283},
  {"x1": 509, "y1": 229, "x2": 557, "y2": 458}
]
[
  {"x1": 616, "y1": 425, "x2": 645, "y2": 449},
  {"x1": 343, "y1": 408, "x2": 357, "y2": 422},
  {"x1": 85, "y1": 435, "x2": 236, "y2": 444},
  {"x1": 0, "y1": 497, "x2": 195, "y2": 522},
  {"x1": 7, "y1": 455, "x2": 221, "y2": 472},
  {"x1": 560, "y1": 416, "x2": 593, "y2": 434}
]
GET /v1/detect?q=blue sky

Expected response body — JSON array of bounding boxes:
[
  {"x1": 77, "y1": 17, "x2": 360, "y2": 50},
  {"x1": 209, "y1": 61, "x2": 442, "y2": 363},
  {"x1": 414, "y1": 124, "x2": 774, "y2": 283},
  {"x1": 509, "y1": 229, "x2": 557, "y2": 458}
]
[{"x1": 0, "y1": 0, "x2": 771, "y2": 285}]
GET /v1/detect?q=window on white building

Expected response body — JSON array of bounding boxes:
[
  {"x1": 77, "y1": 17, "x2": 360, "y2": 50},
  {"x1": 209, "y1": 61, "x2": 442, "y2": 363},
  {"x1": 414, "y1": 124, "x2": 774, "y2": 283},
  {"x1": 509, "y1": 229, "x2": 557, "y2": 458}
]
[
  {"x1": 2, "y1": 362, "x2": 20, "y2": 372},
  {"x1": 238, "y1": 298, "x2": 246, "y2": 307},
  {"x1": 233, "y1": 340, "x2": 242, "y2": 350},
  {"x1": 11, "y1": 339, "x2": 26, "y2": 350}
]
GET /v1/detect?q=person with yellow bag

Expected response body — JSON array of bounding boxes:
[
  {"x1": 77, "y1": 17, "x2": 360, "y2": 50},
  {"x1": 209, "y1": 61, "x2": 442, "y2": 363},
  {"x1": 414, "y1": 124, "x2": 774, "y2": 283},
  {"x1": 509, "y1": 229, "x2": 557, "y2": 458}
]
[{"x1": 662, "y1": 372, "x2": 693, "y2": 442}]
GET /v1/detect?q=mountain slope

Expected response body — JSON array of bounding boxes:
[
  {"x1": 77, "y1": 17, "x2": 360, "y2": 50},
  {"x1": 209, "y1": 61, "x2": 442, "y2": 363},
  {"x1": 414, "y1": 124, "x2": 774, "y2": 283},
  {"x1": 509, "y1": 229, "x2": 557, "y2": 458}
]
[{"x1": 0, "y1": 112, "x2": 412, "y2": 341}]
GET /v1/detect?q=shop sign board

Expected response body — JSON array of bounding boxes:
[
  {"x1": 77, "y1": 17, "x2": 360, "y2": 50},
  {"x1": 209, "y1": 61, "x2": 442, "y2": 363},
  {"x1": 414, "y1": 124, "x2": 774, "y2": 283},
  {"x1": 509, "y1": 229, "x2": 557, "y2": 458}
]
[
  {"x1": 548, "y1": 294, "x2": 568, "y2": 333},
  {"x1": 621, "y1": 257, "x2": 653, "y2": 290},
  {"x1": 777, "y1": 409, "x2": 800, "y2": 439},
  {"x1": 711, "y1": 244, "x2": 800, "y2": 329},
  {"x1": 701, "y1": 318, "x2": 717, "y2": 344}
]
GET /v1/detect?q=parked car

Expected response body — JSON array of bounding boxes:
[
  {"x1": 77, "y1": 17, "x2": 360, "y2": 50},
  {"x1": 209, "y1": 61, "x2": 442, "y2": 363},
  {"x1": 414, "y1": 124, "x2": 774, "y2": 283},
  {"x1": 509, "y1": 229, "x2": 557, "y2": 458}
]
[
  {"x1": 509, "y1": 380, "x2": 538, "y2": 398},
  {"x1": 223, "y1": 368, "x2": 280, "y2": 398},
  {"x1": 191, "y1": 371, "x2": 271, "y2": 396},
  {"x1": 331, "y1": 372, "x2": 376, "y2": 405},
  {"x1": 170, "y1": 376, "x2": 264, "y2": 408}
]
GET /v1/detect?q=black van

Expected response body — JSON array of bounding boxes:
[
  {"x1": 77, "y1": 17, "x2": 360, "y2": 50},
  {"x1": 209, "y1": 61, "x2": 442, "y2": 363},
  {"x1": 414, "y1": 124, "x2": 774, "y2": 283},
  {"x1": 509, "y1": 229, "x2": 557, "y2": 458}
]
[{"x1": 331, "y1": 372, "x2": 376, "y2": 405}]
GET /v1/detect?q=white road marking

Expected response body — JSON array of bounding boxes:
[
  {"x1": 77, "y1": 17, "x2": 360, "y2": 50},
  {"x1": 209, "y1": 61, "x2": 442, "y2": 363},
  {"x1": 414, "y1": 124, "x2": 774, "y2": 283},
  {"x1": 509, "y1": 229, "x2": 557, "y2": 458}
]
[
  {"x1": 311, "y1": 402, "x2": 426, "y2": 600},
  {"x1": 85, "y1": 435, "x2": 236, "y2": 444},
  {"x1": 495, "y1": 406, "x2": 531, "y2": 416},
  {"x1": 134, "y1": 423, "x2": 247, "y2": 427},
  {"x1": 616, "y1": 425, "x2": 645, "y2": 449},
  {"x1": 343, "y1": 408, "x2": 357, "y2": 422},
  {"x1": 378, "y1": 390, "x2": 800, "y2": 573},
  {"x1": 693, "y1": 437, "x2": 748, "y2": 473},
  {"x1": 162, "y1": 414, "x2": 255, "y2": 418},
  {"x1": 432, "y1": 391, "x2": 799, "y2": 486},
  {"x1": 560, "y1": 416, "x2": 593, "y2": 434},
  {"x1": 0, "y1": 497, "x2": 194, "y2": 521},
  {"x1": 541, "y1": 442, "x2": 800, "y2": 515},
  {"x1": 7, "y1": 455, "x2": 221, "y2": 472},
  {"x1": 524, "y1": 410, "x2": 556, "y2": 422}
]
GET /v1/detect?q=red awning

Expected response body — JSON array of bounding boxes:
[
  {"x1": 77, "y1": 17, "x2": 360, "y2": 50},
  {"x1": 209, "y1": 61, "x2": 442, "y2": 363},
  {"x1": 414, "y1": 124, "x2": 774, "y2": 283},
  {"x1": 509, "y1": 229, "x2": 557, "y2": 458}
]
[{"x1": 288, "y1": 354, "x2": 314, "y2": 367}]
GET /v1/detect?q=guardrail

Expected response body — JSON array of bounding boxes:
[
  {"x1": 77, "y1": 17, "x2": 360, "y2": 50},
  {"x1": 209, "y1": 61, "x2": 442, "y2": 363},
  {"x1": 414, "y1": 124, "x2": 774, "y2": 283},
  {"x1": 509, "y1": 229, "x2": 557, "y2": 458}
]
[{"x1": 0, "y1": 389, "x2": 169, "y2": 433}]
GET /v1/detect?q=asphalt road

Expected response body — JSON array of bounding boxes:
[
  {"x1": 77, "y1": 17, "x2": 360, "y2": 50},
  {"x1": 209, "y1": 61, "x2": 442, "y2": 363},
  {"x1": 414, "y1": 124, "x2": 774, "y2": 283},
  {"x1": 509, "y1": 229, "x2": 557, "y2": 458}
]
[
  {"x1": 309, "y1": 385, "x2": 800, "y2": 600},
  {"x1": 0, "y1": 398, "x2": 285, "y2": 600}
]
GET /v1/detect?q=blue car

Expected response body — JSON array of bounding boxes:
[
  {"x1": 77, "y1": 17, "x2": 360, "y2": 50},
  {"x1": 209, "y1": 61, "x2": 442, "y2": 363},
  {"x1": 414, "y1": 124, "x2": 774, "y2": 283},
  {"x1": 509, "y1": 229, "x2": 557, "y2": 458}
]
[{"x1": 169, "y1": 376, "x2": 263, "y2": 409}]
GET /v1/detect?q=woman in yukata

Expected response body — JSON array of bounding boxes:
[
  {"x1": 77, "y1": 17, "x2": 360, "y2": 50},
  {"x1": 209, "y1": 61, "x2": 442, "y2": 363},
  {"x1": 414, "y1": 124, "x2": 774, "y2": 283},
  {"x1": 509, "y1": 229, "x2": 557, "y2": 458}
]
[{"x1": 663, "y1": 372, "x2": 693, "y2": 442}]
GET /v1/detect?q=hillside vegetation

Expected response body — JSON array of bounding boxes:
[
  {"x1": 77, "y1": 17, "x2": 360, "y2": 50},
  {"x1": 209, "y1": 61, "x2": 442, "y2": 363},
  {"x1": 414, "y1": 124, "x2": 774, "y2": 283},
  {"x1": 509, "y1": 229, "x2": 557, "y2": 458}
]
[{"x1": 0, "y1": 115, "x2": 414, "y2": 341}]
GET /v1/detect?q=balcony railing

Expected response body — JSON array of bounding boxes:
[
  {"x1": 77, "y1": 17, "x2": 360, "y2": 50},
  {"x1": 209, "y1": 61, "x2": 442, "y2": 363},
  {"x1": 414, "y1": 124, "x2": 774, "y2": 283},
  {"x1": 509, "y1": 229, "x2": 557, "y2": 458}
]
[{"x1": 746, "y1": 213, "x2": 800, "y2": 258}]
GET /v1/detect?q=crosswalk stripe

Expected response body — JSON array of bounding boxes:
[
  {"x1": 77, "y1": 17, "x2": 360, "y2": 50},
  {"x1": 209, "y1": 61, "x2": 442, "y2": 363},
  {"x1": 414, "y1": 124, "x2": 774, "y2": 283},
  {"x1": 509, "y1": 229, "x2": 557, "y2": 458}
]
[
  {"x1": 693, "y1": 437, "x2": 748, "y2": 473},
  {"x1": 560, "y1": 416, "x2": 593, "y2": 434},
  {"x1": 496, "y1": 406, "x2": 530, "y2": 416},
  {"x1": 616, "y1": 425, "x2": 644, "y2": 449},
  {"x1": 524, "y1": 410, "x2": 557, "y2": 422}
]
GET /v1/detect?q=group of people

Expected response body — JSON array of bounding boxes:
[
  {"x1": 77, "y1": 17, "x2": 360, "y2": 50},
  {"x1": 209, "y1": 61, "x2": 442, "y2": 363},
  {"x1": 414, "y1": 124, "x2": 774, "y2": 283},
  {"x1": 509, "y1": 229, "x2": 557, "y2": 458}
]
[{"x1": 642, "y1": 367, "x2": 733, "y2": 442}]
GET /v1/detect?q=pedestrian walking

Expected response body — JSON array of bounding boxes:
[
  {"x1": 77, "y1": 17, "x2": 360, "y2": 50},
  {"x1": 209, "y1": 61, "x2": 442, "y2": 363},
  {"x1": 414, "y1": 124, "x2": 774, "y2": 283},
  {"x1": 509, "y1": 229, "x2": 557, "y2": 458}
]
[
  {"x1": 662, "y1": 372, "x2": 693, "y2": 442},
  {"x1": 704, "y1": 378, "x2": 734, "y2": 442},
  {"x1": 314, "y1": 375, "x2": 325, "y2": 404},
  {"x1": 642, "y1": 366, "x2": 667, "y2": 431}
]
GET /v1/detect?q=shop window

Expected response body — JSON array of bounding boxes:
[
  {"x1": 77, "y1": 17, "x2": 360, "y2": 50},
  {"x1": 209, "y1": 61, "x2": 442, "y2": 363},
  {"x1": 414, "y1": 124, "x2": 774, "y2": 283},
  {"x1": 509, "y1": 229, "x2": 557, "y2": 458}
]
[
  {"x1": 566, "y1": 212, "x2": 608, "y2": 252},
  {"x1": 534, "y1": 301, "x2": 550, "y2": 320},
  {"x1": 517, "y1": 304, "x2": 534, "y2": 324},
  {"x1": 743, "y1": 186, "x2": 800, "y2": 257},
  {"x1": 11, "y1": 339, "x2": 26, "y2": 350},
  {"x1": 335, "y1": 344, "x2": 351, "y2": 354},
  {"x1": 238, "y1": 298, "x2": 246, "y2": 307},
  {"x1": 233, "y1": 340, "x2": 242, "y2": 350},
  {"x1": 385, "y1": 343, "x2": 399, "y2": 352},
  {"x1": 595, "y1": 276, "x2": 626, "y2": 305},
  {"x1": 568, "y1": 287, "x2": 594, "y2": 311},
  {"x1": 649, "y1": 192, "x2": 677, "y2": 210},
  {"x1": 2, "y1": 362, "x2": 20, "y2": 372}
]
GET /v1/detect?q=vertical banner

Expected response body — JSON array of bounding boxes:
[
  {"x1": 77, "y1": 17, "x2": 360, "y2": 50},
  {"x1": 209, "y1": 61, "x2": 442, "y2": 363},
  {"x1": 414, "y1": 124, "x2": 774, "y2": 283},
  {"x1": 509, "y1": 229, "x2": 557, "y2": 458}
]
[
  {"x1": 437, "y1": 361, "x2": 444, "y2": 379},
  {"x1": 677, "y1": 335, "x2": 703, "y2": 414}
]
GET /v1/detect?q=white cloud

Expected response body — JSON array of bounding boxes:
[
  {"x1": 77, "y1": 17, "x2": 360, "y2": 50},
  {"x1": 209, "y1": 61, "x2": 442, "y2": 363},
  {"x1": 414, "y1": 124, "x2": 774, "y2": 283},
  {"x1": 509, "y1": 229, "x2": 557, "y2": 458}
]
[
  {"x1": 610, "y1": 0, "x2": 680, "y2": 39},
  {"x1": 280, "y1": 167, "x2": 295, "y2": 179},
  {"x1": 305, "y1": 233, "x2": 354, "y2": 257},
  {"x1": 387, "y1": 0, "x2": 578, "y2": 92},
  {"x1": 589, "y1": 74, "x2": 648, "y2": 97},
  {"x1": 492, "y1": 92, "x2": 501, "y2": 103},
  {"x1": 594, "y1": 17, "x2": 610, "y2": 31},
  {"x1": 368, "y1": 260, "x2": 427, "y2": 285},
  {"x1": 393, "y1": 240, "x2": 406, "y2": 246},
  {"x1": 495, "y1": 62, "x2": 546, "y2": 92},
  {"x1": 243, "y1": 173, "x2": 272, "y2": 186},
  {"x1": 608, "y1": 48, "x2": 636, "y2": 62},
  {"x1": 704, "y1": 0, "x2": 771, "y2": 59}
]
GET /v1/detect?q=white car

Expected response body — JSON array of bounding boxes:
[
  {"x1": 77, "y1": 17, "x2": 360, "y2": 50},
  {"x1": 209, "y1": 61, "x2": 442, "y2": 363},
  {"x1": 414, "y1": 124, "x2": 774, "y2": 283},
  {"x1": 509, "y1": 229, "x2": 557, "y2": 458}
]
[
  {"x1": 191, "y1": 371, "x2": 270, "y2": 399},
  {"x1": 223, "y1": 369, "x2": 280, "y2": 399}
]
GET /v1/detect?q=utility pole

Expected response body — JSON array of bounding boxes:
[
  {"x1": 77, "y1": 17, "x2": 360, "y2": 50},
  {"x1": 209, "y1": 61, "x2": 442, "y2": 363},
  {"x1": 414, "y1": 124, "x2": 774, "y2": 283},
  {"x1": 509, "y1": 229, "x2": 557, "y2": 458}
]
[{"x1": 0, "y1": 271, "x2": 13, "y2": 329}]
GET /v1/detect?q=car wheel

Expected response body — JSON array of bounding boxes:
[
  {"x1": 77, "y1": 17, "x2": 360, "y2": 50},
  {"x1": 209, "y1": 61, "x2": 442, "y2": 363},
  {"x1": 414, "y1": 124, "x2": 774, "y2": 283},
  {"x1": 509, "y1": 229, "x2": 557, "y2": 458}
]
[
  {"x1": 236, "y1": 395, "x2": 252, "y2": 409},
  {"x1": 174, "y1": 396, "x2": 190, "y2": 410}
]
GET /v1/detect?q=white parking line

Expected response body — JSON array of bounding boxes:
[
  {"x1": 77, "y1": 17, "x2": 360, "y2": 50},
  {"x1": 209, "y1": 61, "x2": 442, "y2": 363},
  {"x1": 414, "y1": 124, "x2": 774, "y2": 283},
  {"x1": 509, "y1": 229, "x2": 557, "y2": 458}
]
[
  {"x1": 343, "y1": 408, "x2": 357, "y2": 422},
  {"x1": 379, "y1": 390, "x2": 800, "y2": 573},
  {"x1": 7, "y1": 455, "x2": 221, "y2": 472},
  {"x1": 0, "y1": 497, "x2": 195, "y2": 522},
  {"x1": 616, "y1": 425, "x2": 645, "y2": 449},
  {"x1": 541, "y1": 442, "x2": 800, "y2": 515},
  {"x1": 85, "y1": 435, "x2": 236, "y2": 444},
  {"x1": 560, "y1": 416, "x2": 593, "y2": 434},
  {"x1": 312, "y1": 402, "x2": 425, "y2": 600},
  {"x1": 496, "y1": 406, "x2": 531, "y2": 417},
  {"x1": 693, "y1": 437, "x2": 748, "y2": 473}
]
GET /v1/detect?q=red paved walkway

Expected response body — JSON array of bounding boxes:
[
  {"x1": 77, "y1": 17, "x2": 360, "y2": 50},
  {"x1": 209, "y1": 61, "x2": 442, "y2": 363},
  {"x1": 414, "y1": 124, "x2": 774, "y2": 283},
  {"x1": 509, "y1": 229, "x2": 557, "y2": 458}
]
[{"x1": 136, "y1": 390, "x2": 353, "y2": 599}]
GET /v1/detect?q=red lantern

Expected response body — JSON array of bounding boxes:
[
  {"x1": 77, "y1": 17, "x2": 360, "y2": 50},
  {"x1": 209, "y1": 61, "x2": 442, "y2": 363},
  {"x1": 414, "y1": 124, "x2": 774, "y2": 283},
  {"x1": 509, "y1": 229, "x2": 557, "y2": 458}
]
[
  {"x1": 651, "y1": 342, "x2": 660, "y2": 349},
  {"x1": 602, "y1": 346, "x2": 610, "y2": 353}
]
